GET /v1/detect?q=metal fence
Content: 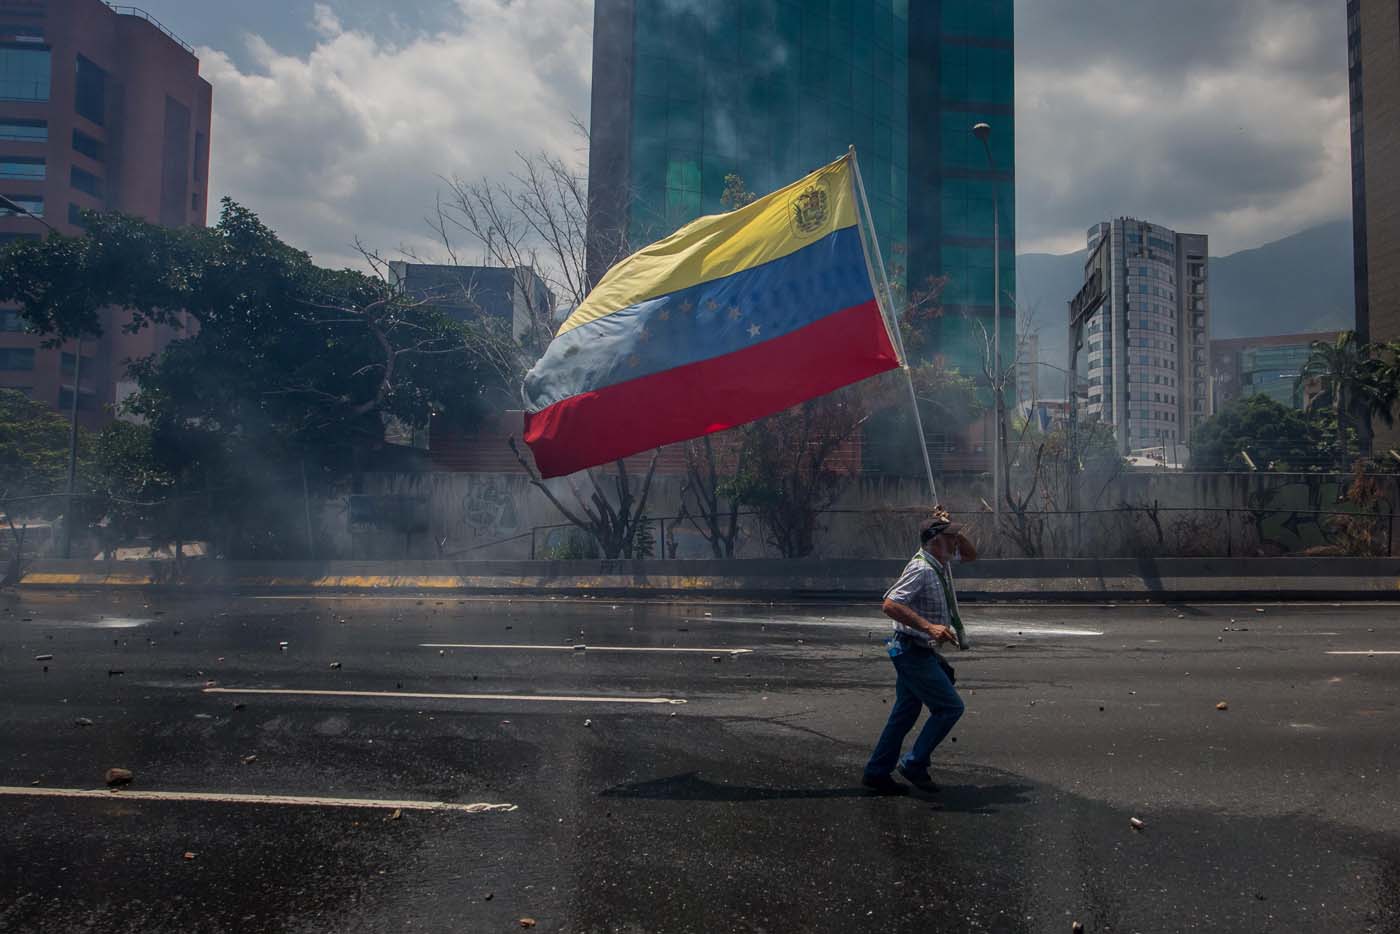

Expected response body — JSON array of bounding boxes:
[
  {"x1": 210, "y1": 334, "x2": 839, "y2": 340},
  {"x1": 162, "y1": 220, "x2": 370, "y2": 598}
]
[{"x1": 483, "y1": 502, "x2": 1399, "y2": 561}]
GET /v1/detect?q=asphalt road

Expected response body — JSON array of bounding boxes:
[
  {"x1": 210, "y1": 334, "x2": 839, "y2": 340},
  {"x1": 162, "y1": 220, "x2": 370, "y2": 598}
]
[{"x1": 1, "y1": 591, "x2": 1398, "y2": 934}]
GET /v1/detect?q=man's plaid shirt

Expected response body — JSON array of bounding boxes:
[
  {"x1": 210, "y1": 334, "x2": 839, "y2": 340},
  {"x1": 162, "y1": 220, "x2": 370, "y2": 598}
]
[{"x1": 884, "y1": 549, "x2": 956, "y2": 648}]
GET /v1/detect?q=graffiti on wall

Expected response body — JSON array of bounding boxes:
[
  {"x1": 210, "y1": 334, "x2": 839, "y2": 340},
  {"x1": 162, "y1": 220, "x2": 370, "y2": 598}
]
[{"x1": 461, "y1": 477, "x2": 521, "y2": 539}]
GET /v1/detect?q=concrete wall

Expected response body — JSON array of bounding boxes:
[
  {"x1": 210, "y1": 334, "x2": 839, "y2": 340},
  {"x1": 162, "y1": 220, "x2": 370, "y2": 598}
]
[{"x1": 309, "y1": 469, "x2": 1395, "y2": 562}]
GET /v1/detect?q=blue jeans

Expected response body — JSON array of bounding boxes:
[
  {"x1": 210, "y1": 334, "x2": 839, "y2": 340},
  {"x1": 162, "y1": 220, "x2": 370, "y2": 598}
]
[{"x1": 864, "y1": 642, "x2": 965, "y2": 777}]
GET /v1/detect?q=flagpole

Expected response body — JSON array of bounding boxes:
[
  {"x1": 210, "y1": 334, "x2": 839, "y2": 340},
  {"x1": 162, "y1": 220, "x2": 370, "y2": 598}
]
[{"x1": 847, "y1": 146, "x2": 939, "y2": 506}]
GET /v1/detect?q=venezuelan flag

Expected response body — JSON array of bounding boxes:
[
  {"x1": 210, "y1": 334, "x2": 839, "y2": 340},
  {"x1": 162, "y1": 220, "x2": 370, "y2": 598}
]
[{"x1": 522, "y1": 154, "x2": 900, "y2": 478}]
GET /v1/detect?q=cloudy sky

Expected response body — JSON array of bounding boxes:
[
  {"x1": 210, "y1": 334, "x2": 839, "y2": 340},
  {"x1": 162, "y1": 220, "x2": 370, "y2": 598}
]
[{"x1": 134, "y1": 0, "x2": 1351, "y2": 267}]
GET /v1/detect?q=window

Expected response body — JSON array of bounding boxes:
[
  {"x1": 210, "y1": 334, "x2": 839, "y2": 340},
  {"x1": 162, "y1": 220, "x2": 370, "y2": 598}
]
[
  {"x1": 0, "y1": 155, "x2": 42, "y2": 179},
  {"x1": 193, "y1": 132, "x2": 207, "y2": 181},
  {"x1": 67, "y1": 203, "x2": 85, "y2": 227},
  {"x1": 0, "y1": 192, "x2": 40, "y2": 216},
  {"x1": 70, "y1": 166, "x2": 103, "y2": 198},
  {"x1": 0, "y1": 44, "x2": 49, "y2": 101},
  {"x1": 74, "y1": 54, "x2": 106, "y2": 125},
  {"x1": 0, "y1": 309, "x2": 24, "y2": 331},
  {"x1": 60, "y1": 351, "x2": 94, "y2": 382},
  {"x1": 72, "y1": 129, "x2": 103, "y2": 161},
  {"x1": 0, "y1": 347, "x2": 34, "y2": 370},
  {"x1": 0, "y1": 118, "x2": 44, "y2": 141}
]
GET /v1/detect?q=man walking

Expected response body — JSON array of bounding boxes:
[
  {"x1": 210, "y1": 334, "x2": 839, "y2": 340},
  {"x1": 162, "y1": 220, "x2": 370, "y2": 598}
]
[{"x1": 862, "y1": 509, "x2": 978, "y2": 795}]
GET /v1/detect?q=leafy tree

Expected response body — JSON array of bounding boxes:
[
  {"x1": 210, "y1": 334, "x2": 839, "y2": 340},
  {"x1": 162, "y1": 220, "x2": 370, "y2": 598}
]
[
  {"x1": 721, "y1": 388, "x2": 869, "y2": 558},
  {"x1": 1296, "y1": 331, "x2": 1397, "y2": 469},
  {"x1": 0, "y1": 202, "x2": 495, "y2": 556},
  {"x1": 0, "y1": 390, "x2": 93, "y2": 576},
  {"x1": 1190, "y1": 394, "x2": 1327, "y2": 472},
  {"x1": 0, "y1": 389, "x2": 76, "y2": 504},
  {"x1": 89, "y1": 420, "x2": 201, "y2": 558}
]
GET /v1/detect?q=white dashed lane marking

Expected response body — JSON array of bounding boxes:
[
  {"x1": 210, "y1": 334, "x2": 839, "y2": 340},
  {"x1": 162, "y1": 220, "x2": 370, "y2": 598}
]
[
  {"x1": 0, "y1": 786, "x2": 516, "y2": 813},
  {"x1": 421, "y1": 643, "x2": 751, "y2": 655},
  {"x1": 202, "y1": 687, "x2": 688, "y2": 705},
  {"x1": 1326, "y1": 651, "x2": 1400, "y2": 656}
]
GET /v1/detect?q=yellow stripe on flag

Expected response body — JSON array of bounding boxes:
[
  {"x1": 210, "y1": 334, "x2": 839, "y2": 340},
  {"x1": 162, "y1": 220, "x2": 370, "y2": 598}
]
[{"x1": 558, "y1": 154, "x2": 859, "y2": 338}]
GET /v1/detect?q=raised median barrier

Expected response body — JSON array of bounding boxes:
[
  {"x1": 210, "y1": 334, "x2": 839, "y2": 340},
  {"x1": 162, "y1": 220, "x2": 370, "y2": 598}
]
[{"x1": 15, "y1": 557, "x2": 1400, "y2": 601}]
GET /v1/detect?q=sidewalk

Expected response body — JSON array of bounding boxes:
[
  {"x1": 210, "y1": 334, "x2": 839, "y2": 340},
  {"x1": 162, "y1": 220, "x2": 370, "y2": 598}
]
[{"x1": 15, "y1": 556, "x2": 1400, "y2": 601}]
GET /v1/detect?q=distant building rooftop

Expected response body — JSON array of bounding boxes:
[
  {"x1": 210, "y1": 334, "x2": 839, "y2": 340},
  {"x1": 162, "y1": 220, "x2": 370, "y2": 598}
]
[{"x1": 105, "y1": 4, "x2": 194, "y2": 54}]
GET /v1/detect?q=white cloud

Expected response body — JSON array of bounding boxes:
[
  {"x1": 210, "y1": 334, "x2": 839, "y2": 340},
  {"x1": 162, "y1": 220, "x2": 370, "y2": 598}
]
[
  {"x1": 198, "y1": 0, "x2": 1350, "y2": 268},
  {"x1": 200, "y1": 0, "x2": 593, "y2": 269},
  {"x1": 1014, "y1": 0, "x2": 1351, "y2": 256}
]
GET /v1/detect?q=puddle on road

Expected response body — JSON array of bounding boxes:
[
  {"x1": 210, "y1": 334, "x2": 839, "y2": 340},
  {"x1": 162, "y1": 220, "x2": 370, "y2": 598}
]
[{"x1": 10, "y1": 615, "x2": 155, "y2": 630}]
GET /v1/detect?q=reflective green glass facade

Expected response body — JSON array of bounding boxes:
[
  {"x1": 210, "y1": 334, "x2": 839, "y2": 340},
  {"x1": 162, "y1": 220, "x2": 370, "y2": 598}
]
[
  {"x1": 589, "y1": 0, "x2": 1014, "y2": 379},
  {"x1": 627, "y1": 0, "x2": 908, "y2": 257}
]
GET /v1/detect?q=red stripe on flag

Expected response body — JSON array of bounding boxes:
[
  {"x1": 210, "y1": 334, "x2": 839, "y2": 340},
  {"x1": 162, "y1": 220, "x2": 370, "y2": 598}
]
[{"x1": 523, "y1": 300, "x2": 898, "y2": 478}]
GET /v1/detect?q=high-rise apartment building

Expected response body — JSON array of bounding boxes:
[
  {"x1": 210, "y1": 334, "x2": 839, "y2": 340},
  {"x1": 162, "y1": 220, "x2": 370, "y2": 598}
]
[
  {"x1": 0, "y1": 0, "x2": 211, "y2": 425},
  {"x1": 1079, "y1": 219, "x2": 1211, "y2": 455},
  {"x1": 586, "y1": 0, "x2": 1015, "y2": 381},
  {"x1": 1347, "y1": 0, "x2": 1400, "y2": 448}
]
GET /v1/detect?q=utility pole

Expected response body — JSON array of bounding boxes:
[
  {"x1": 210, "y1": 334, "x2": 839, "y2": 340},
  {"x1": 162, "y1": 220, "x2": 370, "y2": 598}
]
[
  {"x1": 60, "y1": 337, "x2": 82, "y2": 559},
  {"x1": 973, "y1": 123, "x2": 1002, "y2": 546}
]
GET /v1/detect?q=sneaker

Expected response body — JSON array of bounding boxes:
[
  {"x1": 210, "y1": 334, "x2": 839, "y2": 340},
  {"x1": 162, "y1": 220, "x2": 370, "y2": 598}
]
[
  {"x1": 897, "y1": 763, "x2": 940, "y2": 793},
  {"x1": 860, "y1": 772, "x2": 910, "y2": 796}
]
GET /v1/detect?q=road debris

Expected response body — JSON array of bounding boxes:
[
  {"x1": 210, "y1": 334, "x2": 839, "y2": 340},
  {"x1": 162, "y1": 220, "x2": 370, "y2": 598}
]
[
  {"x1": 241, "y1": 754, "x2": 257, "y2": 765},
  {"x1": 105, "y1": 767, "x2": 133, "y2": 787},
  {"x1": 183, "y1": 851, "x2": 196, "y2": 860},
  {"x1": 387, "y1": 808, "x2": 402, "y2": 821},
  {"x1": 329, "y1": 661, "x2": 342, "y2": 669},
  {"x1": 1072, "y1": 923, "x2": 1085, "y2": 933},
  {"x1": 519, "y1": 920, "x2": 537, "y2": 929},
  {"x1": 583, "y1": 719, "x2": 593, "y2": 728},
  {"x1": 1129, "y1": 817, "x2": 1145, "y2": 831},
  {"x1": 1216, "y1": 701, "x2": 1229, "y2": 711},
  {"x1": 33, "y1": 654, "x2": 53, "y2": 661},
  {"x1": 74, "y1": 717, "x2": 93, "y2": 727},
  {"x1": 108, "y1": 669, "x2": 124, "y2": 676}
]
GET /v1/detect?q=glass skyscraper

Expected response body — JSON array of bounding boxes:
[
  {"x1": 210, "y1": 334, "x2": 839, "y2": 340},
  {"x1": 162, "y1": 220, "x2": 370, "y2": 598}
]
[{"x1": 588, "y1": 0, "x2": 1014, "y2": 380}]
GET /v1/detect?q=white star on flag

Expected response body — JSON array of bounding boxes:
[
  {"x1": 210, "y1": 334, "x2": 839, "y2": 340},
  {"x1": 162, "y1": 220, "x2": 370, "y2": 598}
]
[{"x1": 748, "y1": 323, "x2": 761, "y2": 338}]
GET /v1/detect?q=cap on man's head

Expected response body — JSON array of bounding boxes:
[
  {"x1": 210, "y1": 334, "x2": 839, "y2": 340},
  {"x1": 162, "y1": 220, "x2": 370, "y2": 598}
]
[{"x1": 919, "y1": 507, "x2": 964, "y2": 544}]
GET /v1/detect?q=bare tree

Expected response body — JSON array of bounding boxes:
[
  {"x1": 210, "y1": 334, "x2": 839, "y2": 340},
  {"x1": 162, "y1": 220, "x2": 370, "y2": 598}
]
[
  {"x1": 508, "y1": 439, "x2": 659, "y2": 559},
  {"x1": 677, "y1": 435, "x2": 745, "y2": 558},
  {"x1": 420, "y1": 126, "x2": 658, "y2": 557}
]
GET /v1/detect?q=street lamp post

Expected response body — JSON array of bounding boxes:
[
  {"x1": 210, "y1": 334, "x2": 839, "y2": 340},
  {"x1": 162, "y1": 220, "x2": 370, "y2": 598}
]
[
  {"x1": 1, "y1": 196, "x2": 78, "y2": 558},
  {"x1": 972, "y1": 123, "x2": 1002, "y2": 546}
]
